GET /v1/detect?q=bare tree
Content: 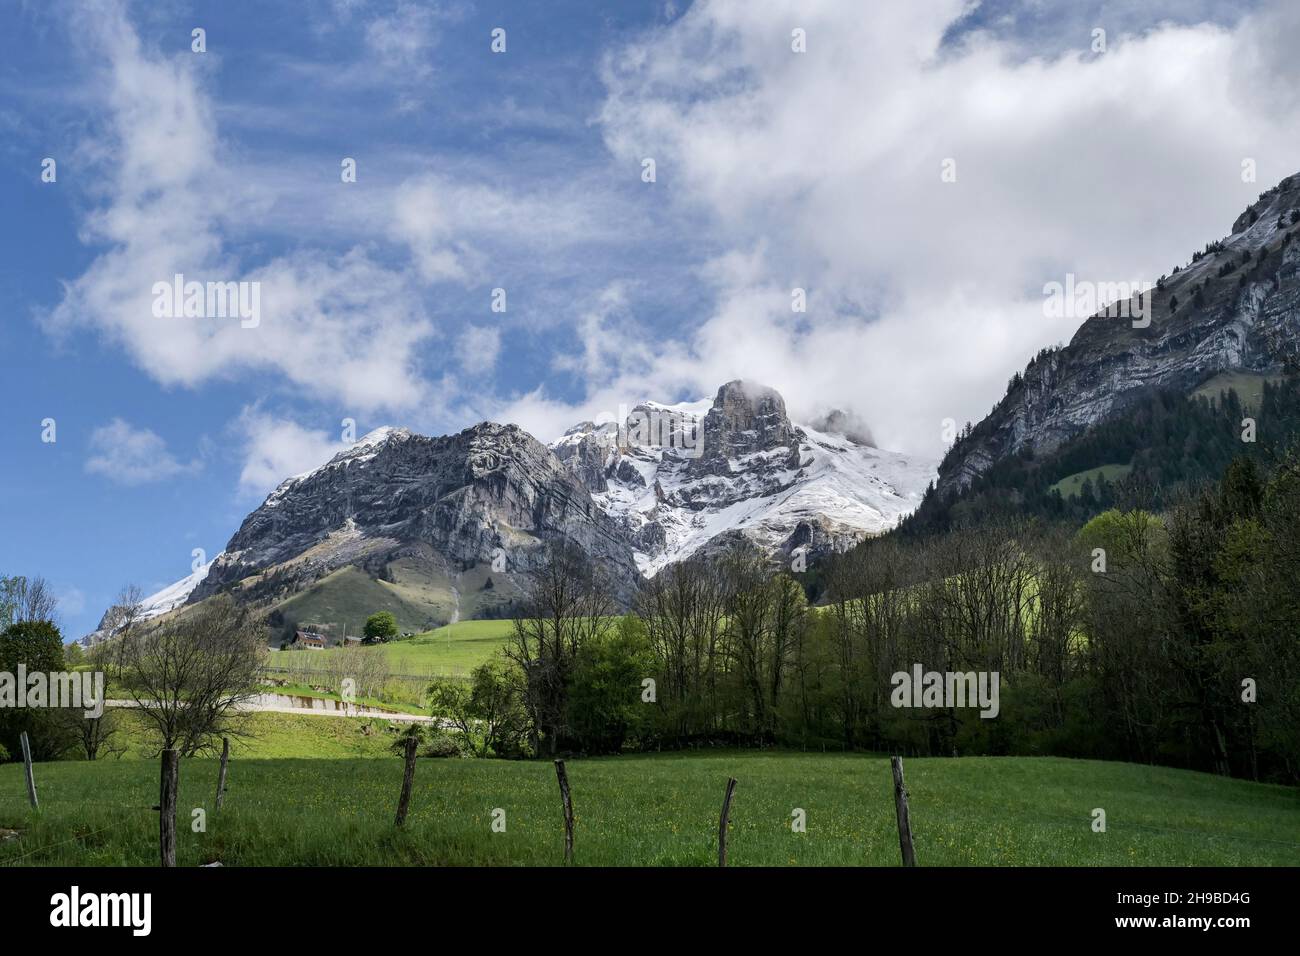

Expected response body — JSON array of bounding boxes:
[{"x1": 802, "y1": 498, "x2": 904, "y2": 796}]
[
  {"x1": 635, "y1": 559, "x2": 726, "y2": 738},
  {"x1": 717, "y1": 551, "x2": 806, "y2": 741},
  {"x1": 99, "y1": 585, "x2": 145, "y2": 636},
  {"x1": 0, "y1": 575, "x2": 58, "y2": 626},
  {"x1": 1026, "y1": 526, "x2": 1087, "y2": 687},
  {"x1": 95, "y1": 584, "x2": 145, "y2": 680},
  {"x1": 120, "y1": 595, "x2": 267, "y2": 756},
  {"x1": 508, "y1": 540, "x2": 617, "y2": 754},
  {"x1": 332, "y1": 643, "x2": 392, "y2": 703},
  {"x1": 57, "y1": 707, "x2": 126, "y2": 761}
]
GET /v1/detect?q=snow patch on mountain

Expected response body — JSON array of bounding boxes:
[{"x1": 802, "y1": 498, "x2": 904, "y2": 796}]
[
  {"x1": 137, "y1": 558, "x2": 217, "y2": 618},
  {"x1": 84, "y1": 386, "x2": 935, "y2": 642},
  {"x1": 81, "y1": 556, "x2": 218, "y2": 644},
  {"x1": 550, "y1": 388, "x2": 935, "y2": 575}
]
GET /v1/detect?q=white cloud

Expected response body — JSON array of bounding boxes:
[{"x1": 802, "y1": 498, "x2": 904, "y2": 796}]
[
  {"x1": 307, "y1": 0, "x2": 457, "y2": 111},
  {"x1": 85, "y1": 419, "x2": 201, "y2": 485},
  {"x1": 456, "y1": 325, "x2": 502, "y2": 375},
  {"x1": 364, "y1": 1, "x2": 441, "y2": 78},
  {"x1": 235, "y1": 409, "x2": 348, "y2": 498},
  {"x1": 589, "y1": 0, "x2": 1300, "y2": 455},
  {"x1": 553, "y1": 284, "x2": 640, "y2": 379},
  {"x1": 43, "y1": 0, "x2": 436, "y2": 416},
  {"x1": 388, "y1": 175, "x2": 480, "y2": 283},
  {"x1": 41, "y1": 0, "x2": 1300, "y2": 468}
]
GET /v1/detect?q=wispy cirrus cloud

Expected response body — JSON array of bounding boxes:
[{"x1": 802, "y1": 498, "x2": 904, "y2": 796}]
[
  {"x1": 456, "y1": 325, "x2": 503, "y2": 375},
  {"x1": 41, "y1": 0, "x2": 646, "y2": 428}
]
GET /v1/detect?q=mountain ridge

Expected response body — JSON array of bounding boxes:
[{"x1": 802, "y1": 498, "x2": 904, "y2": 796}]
[
  {"x1": 86, "y1": 382, "x2": 934, "y2": 641},
  {"x1": 936, "y1": 171, "x2": 1300, "y2": 496}
]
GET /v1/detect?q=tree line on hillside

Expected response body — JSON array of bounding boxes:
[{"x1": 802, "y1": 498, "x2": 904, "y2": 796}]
[
  {"x1": 904, "y1": 378, "x2": 1300, "y2": 534},
  {"x1": 430, "y1": 450, "x2": 1300, "y2": 785}
]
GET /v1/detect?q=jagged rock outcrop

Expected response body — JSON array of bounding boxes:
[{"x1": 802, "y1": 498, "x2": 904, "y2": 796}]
[
  {"x1": 550, "y1": 422, "x2": 618, "y2": 493},
  {"x1": 551, "y1": 382, "x2": 936, "y2": 574},
  {"x1": 937, "y1": 172, "x2": 1300, "y2": 494},
  {"x1": 688, "y1": 381, "x2": 803, "y2": 477}
]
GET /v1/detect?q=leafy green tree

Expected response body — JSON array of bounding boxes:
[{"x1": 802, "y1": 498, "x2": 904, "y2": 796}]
[
  {"x1": 363, "y1": 611, "x2": 398, "y2": 643},
  {"x1": 567, "y1": 618, "x2": 653, "y2": 754},
  {"x1": 429, "y1": 659, "x2": 531, "y2": 757},
  {"x1": 427, "y1": 676, "x2": 473, "y2": 749},
  {"x1": 0, "y1": 619, "x2": 66, "y2": 675},
  {"x1": 0, "y1": 619, "x2": 69, "y2": 760},
  {"x1": 469, "y1": 660, "x2": 530, "y2": 757},
  {"x1": 1076, "y1": 509, "x2": 1165, "y2": 565}
]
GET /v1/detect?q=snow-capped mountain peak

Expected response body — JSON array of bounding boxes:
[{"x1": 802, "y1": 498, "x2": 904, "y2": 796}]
[{"x1": 550, "y1": 380, "x2": 936, "y2": 574}]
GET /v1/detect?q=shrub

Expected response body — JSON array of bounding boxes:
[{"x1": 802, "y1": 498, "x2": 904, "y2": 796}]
[{"x1": 422, "y1": 727, "x2": 467, "y2": 758}]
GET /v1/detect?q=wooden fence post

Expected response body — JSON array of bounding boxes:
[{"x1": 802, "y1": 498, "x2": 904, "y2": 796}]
[
  {"x1": 394, "y1": 736, "x2": 417, "y2": 827},
  {"x1": 718, "y1": 777, "x2": 737, "y2": 867},
  {"x1": 890, "y1": 755, "x2": 917, "y2": 867},
  {"x1": 19, "y1": 731, "x2": 38, "y2": 810},
  {"x1": 554, "y1": 759, "x2": 574, "y2": 862},
  {"x1": 215, "y1": 737, "x2": 230, "y2": 811},
  {"x1": 159, "y1": 748, "x2": 179, "y2": 868}
]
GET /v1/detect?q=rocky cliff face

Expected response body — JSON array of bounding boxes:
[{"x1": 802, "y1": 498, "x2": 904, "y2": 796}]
[
  {"x1": 688, "y1": 381, "x2": 803, "y2": 477},
  {"x1": 551, "y1": 381, "x2": 936, "y2": 573},
  {"x1": 937, "y1": 172, "x2": 1300, "y2": 494},
  {"x1": 192, "y1": 422, "x2": 643, "y2": 608},
  {"x1": 550, "y1": 421, "x2": 620, "y2": 493}
]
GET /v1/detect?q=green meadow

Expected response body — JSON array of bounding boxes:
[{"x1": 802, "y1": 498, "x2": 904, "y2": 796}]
[
  {"x1": 268, "y1": 619, "x2": 514, "y2": 678},
  {"x1": 1, "y1": 714, "x2": 1296, "y2": 867},
  {"x1": 1050, "y1": 463, "x2": 1134, "y2": 499}
]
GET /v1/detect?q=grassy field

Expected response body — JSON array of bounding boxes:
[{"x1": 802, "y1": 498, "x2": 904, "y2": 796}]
[
  {"x1": 106, "y1": 711, "x2": 407, "y2": 760},
  {"x1": 270, "y1": 555, "x2": 519, "y2": 637},
  {"x1": 1191, "y1": 370, "x2": 1283, "y2": 410},
  {"x1": 1050, "y1": 463, "x2": 1133, "y2": 499},
  {"x1": 275, "y1": 565, "x2": 450, "y2": 636},
  {"x1": 268, "y1": 619, "x2": 515, "y2": 678},
  {"x1": 1, "y1": 742, "x2": 1296, "y2": 866}
]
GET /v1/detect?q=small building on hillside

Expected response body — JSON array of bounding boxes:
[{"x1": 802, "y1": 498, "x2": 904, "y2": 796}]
[
  {"x1": 291, "y1": 630, "x2": 326, "y2": 650},
  {"x1": 342, "y1": 635, "x2": 362, "y2": 647}
]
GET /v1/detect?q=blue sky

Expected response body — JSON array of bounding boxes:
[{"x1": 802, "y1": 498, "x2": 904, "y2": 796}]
[{"x1": 1, "y1": 0, "x2": 1296, "y2": 639}]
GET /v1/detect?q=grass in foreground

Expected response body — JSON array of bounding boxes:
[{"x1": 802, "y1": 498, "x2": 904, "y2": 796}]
[
  {"x1": 108, "y1": 711, "x2": 406, "y2": 760},
  {"x1": 1191, "y1": 370, "x2": 1282, "y2": 411},
  {"x1": 1, "y1": 747, "x2": 1296, "y2": 867}
]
